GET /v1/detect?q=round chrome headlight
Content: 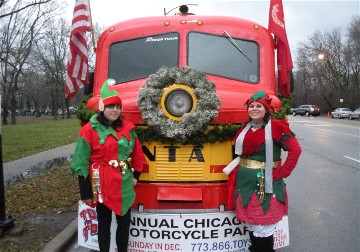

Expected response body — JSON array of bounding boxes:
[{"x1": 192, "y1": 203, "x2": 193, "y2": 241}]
[
  {"x1": 165, "y1": 89, "x2": 193, "y2": 117},
  {"x1": 160, "y1": 84, "x2": 197, "y2": 121}
]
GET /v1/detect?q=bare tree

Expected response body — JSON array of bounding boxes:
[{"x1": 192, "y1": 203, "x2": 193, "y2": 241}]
[
  {"x1": 30, "y1": 17, "x2": 69, "y2": 119},
  {"x1": 20, "y1": 70, "x2": 50, "y2": 116},
  {"x1": 293, "y1": 16, "x2": 360, "y2": 113},
  {"x1": 0, "y1": 0, "x2": 53, "y2": 19},
  {"x1": 1, "y1": 0, "x2": 111, "y2": 122},
  {"x1": 0, "y1": 0, "x2": 59, "y2": 124},
  {"x1": 31, "y1": 17, "x2": 103, "y2": 119},
  {"x1": 344, "y1": 16, "x2": 360, "y2": 109}
]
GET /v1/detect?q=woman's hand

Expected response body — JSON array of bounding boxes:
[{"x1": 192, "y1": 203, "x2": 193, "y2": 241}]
[{"x1": 133, "y1": 178, "x2": 138, "y2": 185}]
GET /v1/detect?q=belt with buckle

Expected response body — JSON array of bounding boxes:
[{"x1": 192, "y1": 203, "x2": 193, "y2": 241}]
[
  {"x1": 108, "y1": 158, "x2": 134, "y2": 175},
  {"x1": 240, "y1": 158, "x2": 279, "y2": 169}
]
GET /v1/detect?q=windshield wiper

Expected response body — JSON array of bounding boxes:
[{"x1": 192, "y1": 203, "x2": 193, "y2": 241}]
[{"x1": 223, "y1": 30, "x2": 252, "y2": 63}]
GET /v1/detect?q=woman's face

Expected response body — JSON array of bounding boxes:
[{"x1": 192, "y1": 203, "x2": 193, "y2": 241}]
[
  {"x1": 248, "y1": 102, "x2": 266, "y2": 122},
  {"x1": 103, "y1": 104, "x2": 121, "y2": 123}
]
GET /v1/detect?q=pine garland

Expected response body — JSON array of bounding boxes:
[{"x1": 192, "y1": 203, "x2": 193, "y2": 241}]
[
  {"x1": 272, "y1": 96, "x2": 292, "y2": 120},
  {"x1": 76, "y1": 95, "x2": 97, "y2": 123},
  {"x1": 135, "y1": 124, "x2": 241, "y2": 145}
]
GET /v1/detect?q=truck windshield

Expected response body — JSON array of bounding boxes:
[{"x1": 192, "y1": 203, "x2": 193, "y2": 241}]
[
  {"x1": 188, "y1": 32, "x2": 259, "y2": 83},
  {"x1": 109, "y1": 32, "x2": 179, "y2": 83}
]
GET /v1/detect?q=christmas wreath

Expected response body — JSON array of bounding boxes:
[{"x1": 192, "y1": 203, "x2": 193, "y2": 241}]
[{"x1": 137, "y1": 66, "x2": 221, "y2": 142}]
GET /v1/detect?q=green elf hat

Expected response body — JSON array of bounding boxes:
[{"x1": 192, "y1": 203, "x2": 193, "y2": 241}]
[
  {"x1": 99, "y1": 79, "x2": 122, "y2": 111},
  {"x1": 244, "y1": 90, "x2": 273, "y2": 113}
]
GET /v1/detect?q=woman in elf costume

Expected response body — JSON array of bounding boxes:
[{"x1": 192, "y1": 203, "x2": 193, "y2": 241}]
[
  {"x1": 224, "y1": 91, "x2": 302, "y2": 252},
  {"x1": 71, "y1": 79, "x2": 147, "y2": 252}
]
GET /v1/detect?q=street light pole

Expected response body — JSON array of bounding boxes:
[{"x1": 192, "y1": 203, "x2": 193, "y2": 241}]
[{"x1": 0, "y1": 95, "x2": 16, "y2": 228}]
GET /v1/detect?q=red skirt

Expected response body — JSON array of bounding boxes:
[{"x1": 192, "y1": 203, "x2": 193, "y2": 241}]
[{"x1": 235, "y1": 191, "x2": 288, "y2": 225}]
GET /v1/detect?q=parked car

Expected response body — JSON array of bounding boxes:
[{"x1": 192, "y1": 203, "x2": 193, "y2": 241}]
[
  {"x1": 349, "y1": 108, "x2": 360, "y2": 120},
  {"x1": 331, "y1": 108, "x2": 352, "y2": 119},
  {"x1": 292, "y1": 105, "x2": 320, "y2": 117},
  {"x1": 69, "y1": 106, "x2": 77, "y2": 115}
]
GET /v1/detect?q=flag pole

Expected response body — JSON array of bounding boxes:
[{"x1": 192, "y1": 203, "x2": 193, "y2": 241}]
[{"x1": 87, "y1": 0, "x2": 96, "y2": 52}]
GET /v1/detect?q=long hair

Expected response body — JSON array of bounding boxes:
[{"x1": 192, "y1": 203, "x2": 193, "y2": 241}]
[
  {"x1": 96, "y1": 112, "x2": 123, "y2": 130},
  {"x1": 263, "y1": 110, "x2": 271, "y2": 124}
]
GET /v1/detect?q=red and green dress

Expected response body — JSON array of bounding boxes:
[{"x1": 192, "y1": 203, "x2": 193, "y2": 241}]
[
  {"x1": 71, "y1": 115, "x2": 147, "y2": 216},
  {"x1": 227, "y1": 119, "x2": 302, "y2": 225}
]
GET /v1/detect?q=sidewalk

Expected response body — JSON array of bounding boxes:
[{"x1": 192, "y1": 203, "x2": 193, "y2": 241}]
[
  {"x1": 4, "y1": 143, "x2": 75, "y2": 186},
  {"x1": 3, "y1": 143, "x2": 78, "y2": 251}
]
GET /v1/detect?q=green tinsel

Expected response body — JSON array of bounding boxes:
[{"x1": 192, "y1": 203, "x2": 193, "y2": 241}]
[{"x1": 135, "y1": 124, "x2": 241, "y2": 145}]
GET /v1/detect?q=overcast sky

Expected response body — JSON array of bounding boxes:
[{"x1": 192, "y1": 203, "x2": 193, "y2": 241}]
[{"x1": 66, "y1": 0, "x2": 359, "y2": 64}]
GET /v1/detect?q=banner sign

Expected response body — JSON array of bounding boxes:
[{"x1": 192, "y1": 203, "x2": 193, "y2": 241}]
[{"x1": 78, "y1": 201, "x2": 289, "y2": 251}]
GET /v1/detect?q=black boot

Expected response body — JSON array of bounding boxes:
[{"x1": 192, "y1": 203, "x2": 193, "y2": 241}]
[
  {"x1": 248, "y1": 231, "x2": 259, "y2": 252},
  {"x1": 256, "y1": 235, "x2": 275, "y2": 252}
]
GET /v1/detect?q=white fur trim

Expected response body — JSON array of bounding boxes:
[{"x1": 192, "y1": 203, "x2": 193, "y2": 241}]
[
  {"x1": 223, "y1": 156, "x2": 240, "y2": 175},
  {"x1": 108, "y1": 79, "x2": 116, "y2": 87},
  {"x1": 99, "y1": 99, "x2": 104, "y2": 111}
]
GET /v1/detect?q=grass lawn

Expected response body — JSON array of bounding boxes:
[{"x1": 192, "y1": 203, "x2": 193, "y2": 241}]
[
  {"x1": 0, "y1": 116, "x2": 82, "y2": 251},
  {"x1": 2, "y1": 116, "x2": 81, "y2": 162}
]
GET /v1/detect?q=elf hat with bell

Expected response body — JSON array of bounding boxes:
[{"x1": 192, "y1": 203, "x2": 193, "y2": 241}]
[{"x1": 99, "y1": 79, "x2": 122, "y2": 111}]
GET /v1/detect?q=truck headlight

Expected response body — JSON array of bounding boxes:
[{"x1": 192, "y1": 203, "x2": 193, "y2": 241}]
[{"x1": 160, "y1": 84, "x2": 197, "y2": 121}]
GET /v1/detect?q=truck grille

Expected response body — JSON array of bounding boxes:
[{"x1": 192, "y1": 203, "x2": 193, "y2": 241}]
[{"x1": 155, "y1": 145, "x2": 204, "y2": 181}]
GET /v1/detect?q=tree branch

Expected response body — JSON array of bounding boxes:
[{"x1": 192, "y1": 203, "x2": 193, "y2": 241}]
[{"x1": 0, "y1": 0, "x2": 53, "y2": 19}]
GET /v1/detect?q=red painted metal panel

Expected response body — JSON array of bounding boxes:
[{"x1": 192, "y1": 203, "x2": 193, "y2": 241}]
[
  {"x1": 157, "y1": 187, "x2": 203, "y2": 201},
  {"x1": 133, "y1": 183, "x2": 227, "y2": 210},
  {"x1": 210, "y1": 165, "x2": 226, "y2": 173}
]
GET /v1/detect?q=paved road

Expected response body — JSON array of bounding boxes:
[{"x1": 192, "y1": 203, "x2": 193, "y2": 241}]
[{"x1": 281, "y1": 116, "x2": 359, "y2": 251}]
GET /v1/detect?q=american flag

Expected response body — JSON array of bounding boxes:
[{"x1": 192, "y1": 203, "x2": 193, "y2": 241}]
[{"x1": 65, "y1": 0, "x2": 91, "y2": 100}]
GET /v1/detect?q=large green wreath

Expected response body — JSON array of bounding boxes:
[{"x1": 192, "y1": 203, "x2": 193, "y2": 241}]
[{"x1": 137, "y1": 66, "x2": 221, "y2": 142}]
